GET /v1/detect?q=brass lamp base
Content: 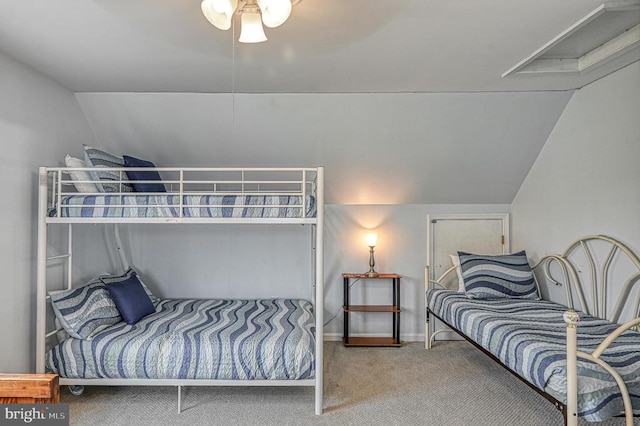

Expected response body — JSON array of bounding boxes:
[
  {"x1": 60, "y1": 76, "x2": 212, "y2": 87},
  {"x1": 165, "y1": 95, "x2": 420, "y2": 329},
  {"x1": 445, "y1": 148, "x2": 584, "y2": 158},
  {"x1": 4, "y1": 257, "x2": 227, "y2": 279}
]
[{"x1": 365, "y1": 245, "x2": 378, "y2": 277}]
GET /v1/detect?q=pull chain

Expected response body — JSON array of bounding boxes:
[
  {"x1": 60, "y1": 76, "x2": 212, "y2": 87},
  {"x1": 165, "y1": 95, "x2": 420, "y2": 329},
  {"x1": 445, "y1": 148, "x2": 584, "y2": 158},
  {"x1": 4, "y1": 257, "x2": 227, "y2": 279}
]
[{"x1": 232, "y1": 16, "x2": 236, "y2": 123}]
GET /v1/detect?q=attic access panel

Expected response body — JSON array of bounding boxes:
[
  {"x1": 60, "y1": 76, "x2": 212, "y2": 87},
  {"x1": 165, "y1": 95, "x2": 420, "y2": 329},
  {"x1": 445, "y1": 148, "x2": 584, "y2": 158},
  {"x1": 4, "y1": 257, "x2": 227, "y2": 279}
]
[{"x1": 503, "y1": 1, "x2": 640, "y2": 76}]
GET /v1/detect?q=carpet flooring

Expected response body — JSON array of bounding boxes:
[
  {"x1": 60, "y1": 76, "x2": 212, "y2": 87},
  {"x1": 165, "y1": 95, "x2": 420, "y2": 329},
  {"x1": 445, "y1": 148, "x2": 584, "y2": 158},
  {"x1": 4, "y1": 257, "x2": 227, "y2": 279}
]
[{"x1": 61, "y1": 341, "x2": 637, "y2": 426}]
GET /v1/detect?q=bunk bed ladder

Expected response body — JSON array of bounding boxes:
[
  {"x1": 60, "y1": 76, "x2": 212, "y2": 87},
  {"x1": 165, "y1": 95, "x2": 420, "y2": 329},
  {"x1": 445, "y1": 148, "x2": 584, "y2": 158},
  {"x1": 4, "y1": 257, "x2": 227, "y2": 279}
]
[
  {"x1": 37, "y1": 168, "x2": 77, "y2": 373},
  {"x1": 37, "y1": 167, "x2": 75, "y2": 373}
]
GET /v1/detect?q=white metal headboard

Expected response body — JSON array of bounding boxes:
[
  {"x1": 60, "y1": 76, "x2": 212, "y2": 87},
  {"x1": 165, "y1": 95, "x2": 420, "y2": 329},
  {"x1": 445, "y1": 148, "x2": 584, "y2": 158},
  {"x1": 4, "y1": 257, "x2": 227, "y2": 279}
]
[{"x1": 533, "y1": 235, "x2": 640, "y2": 325}]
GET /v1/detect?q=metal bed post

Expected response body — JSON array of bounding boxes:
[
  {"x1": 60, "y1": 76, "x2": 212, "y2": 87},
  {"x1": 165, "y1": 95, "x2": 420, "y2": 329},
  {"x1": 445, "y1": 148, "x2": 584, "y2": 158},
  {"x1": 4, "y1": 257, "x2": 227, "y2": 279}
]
[
  {"x1": 425, "y1": 266, "x2": 432, "y2": 350},
  {"x1": 564, "y1": 310, "x2": 579, "y2": 426},
  {"x1": 314, "y1": 166, "x2": 324, "y2": 415},
  {"x1": 177, "y1": 386, "x2": 182, "y2": 414},
  {"x1": 36, "y1": 167, "x2": 49, "y2": 373}
]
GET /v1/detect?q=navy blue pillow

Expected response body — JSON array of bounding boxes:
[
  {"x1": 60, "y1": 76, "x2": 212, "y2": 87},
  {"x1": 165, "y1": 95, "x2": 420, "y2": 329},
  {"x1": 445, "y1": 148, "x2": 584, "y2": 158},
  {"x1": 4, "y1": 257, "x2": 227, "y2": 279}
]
[
  {"x1": 103, "y1": 273, "x2": 156, "y2": 324},
  {"x1": 123, "y1": 155, "x2": 166, "y2": 192}
]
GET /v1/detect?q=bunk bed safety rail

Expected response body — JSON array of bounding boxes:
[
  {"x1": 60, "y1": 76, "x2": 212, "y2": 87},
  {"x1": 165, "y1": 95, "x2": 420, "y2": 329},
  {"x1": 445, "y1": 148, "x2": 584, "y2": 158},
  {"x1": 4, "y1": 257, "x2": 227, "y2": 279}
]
[{"x1": 44, "y1": 167, "x2": 319, "y2": 221}]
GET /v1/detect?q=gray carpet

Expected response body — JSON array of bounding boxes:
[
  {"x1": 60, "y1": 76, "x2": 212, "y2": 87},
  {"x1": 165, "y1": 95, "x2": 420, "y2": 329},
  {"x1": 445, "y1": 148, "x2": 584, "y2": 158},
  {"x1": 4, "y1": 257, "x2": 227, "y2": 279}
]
[{"x1": 62, "y1": 341, "x2": 637, "y2": 425}]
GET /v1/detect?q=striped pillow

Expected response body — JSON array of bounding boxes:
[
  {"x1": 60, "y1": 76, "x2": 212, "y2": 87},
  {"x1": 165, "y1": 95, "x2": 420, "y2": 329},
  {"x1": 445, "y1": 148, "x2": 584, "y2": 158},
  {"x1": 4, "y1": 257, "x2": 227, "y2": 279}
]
[
  {"x1": 84, "y1": 145, "x2": 133, "y2": 193},
  {"x1": 458, "y1": 250, "x2": 539, "y2": 300},
  {"x1": 49, "y1": 278, "x2": 122, "y2": 340}
]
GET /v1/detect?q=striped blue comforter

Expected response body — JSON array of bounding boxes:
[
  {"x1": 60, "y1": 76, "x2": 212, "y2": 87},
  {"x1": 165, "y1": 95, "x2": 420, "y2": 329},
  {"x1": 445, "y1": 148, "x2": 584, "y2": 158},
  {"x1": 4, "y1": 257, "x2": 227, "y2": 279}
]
[
  {"x1": 427, "y1": 289, "x2": 640, "y2": 421},
  {"x1": 46, "y1": 298, "x2": 315, "y2": 380},
  {"x1": 54, "y1": 194, "x2": 316, "y2": 218}
]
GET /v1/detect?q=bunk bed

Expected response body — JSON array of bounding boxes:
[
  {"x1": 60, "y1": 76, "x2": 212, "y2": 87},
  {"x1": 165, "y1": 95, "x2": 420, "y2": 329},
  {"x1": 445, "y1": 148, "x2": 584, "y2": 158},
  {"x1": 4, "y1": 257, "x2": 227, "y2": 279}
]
[
  {"x1": 36, "y1": 160, "x2": 324, "y2": 414},
  {"x1": 425, "y1": 235, "x2": 640, "y2": 426}
]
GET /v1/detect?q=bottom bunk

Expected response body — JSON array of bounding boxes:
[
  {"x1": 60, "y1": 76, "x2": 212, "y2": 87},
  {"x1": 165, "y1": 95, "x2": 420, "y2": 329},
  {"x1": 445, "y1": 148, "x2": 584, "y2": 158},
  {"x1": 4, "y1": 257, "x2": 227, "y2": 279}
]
[
  {"x1": 427, "y1": 288, "x2": 640, "y2": 422},
  {"x1": 46, "y1": 297, "x2": 315, "y2": 381},
  {"x1": 44, "y1": 271, "x2": 318, "y2": 413}
]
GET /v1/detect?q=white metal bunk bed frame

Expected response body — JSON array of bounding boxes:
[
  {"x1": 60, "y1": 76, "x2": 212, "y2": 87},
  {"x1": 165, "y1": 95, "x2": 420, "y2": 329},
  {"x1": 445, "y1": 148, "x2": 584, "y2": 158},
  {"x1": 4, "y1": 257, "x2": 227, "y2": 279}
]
[
  {"x1": 424, "y1": 235, "x2": 640, "y2": 426},
  {"x1": 35, "y1": 166, "x2": 325, "y2": 415}
]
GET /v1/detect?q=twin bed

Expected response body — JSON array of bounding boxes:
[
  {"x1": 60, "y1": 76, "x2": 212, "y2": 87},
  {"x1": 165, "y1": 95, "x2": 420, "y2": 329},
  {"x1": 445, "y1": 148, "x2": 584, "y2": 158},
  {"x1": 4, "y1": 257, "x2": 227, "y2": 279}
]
[
  {"x1": 46, "y1": 298, "x2": 316, "y2": 381},
  {"x1": 36, "y1": 158, "x2": 324, "y2": 414},
  {"x1": 425, "y1": 236, "x2": 640, "y2": 425}
]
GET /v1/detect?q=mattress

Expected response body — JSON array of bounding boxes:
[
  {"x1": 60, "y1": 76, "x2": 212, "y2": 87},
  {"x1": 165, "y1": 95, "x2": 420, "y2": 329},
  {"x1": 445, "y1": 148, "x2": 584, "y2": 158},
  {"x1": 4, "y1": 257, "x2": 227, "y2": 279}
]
[
  {"x1": 52, "y1": 194, "x2": 316, "y2": 218},
  {"x1": 427, "y1": 289, "x2": 640, "y2": 422},
  {"x1": 46, "y1": 298, "x2": 315, "y2": 380}
]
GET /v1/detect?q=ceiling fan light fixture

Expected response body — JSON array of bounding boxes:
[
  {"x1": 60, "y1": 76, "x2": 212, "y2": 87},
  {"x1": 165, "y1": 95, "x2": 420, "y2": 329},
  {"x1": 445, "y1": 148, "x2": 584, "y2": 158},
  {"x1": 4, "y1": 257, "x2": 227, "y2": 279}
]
[
  {"x1": 238, "y1": 9, "x2": 268, "y2": 43},
  {"x1": 201, "y1": 0, "x2": 299, "y2": 42},
  {"x1": 257, "y1": 0, "x2": 292, "y2": 28},
  {"x1": 201, "y1": 0, "x2": 238, "y2": 31}
]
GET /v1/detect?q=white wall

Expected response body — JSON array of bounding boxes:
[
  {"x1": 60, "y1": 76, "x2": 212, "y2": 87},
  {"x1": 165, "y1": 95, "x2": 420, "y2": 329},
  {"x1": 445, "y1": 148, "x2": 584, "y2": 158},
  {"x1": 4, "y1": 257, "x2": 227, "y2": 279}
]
[
  {"x1": 0, "y1": 51, "x2": 94, "y2": 372},
  {"x1": 512, "y1": 61, "x2": 640, "y2": 316},
  {"x1": 76, "y1": 91, "x2": 571, "y2": 205}
]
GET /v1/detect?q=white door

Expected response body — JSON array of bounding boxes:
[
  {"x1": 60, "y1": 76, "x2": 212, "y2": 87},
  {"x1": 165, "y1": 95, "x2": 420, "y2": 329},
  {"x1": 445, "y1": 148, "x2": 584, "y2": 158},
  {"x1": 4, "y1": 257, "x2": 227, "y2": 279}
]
[
  {"x1": 428, "y1": 214, "x2": 509, "y2": 290},
  {"x1": 427, "y1": 214, "x2": 509, "y2": 342}
]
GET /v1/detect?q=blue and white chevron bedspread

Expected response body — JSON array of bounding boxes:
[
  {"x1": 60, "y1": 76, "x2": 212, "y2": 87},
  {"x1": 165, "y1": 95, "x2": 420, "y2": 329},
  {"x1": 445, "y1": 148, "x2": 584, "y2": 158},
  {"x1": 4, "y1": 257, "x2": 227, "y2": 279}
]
[
  {"x1": 46, "y1": 298, "x2": 315, "y2": 380},
  {"x1": 427, "y1": 289, "x2": 640, "y2": 421},
  {"x1": 55, "y1": 194, "x2": 316, "y2": 218}
]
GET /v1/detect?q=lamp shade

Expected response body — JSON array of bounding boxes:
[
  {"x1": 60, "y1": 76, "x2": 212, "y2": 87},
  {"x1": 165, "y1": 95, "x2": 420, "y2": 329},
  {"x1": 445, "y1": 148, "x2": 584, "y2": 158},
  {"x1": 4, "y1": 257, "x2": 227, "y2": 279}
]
[
  {"x1": 238, "y1": 10, "x2": 268, "y2": 43},
  {"x1": 201, "y1": 0, "x2": 238, "y2": 30},
  {"x1": 257, "y1": 0, "x2": 292, "y2": 28},
  {"x1": 365, "y1": 232, "x2": 378, "y2": 247}
]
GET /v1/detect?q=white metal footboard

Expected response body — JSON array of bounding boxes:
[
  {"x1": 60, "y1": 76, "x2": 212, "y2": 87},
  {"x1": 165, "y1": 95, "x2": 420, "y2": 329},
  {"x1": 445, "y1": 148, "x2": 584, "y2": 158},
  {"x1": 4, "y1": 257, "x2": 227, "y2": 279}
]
[
  {"x1": 551, "y1": 235, "x2": 640, "y2": 424},
  {"x1": 565, "y1": 312, "x2": 640, "y2": 426},
  {"x1": 424, "y1": 264, "x2": 457, "y2": 349}
]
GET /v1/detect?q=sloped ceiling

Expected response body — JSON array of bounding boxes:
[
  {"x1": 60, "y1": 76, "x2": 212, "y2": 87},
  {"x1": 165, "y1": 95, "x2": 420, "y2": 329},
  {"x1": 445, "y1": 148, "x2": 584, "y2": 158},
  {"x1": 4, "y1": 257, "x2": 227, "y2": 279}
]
[{"x1": 76, "y1": 91, "x2": 573, "y2": 204}]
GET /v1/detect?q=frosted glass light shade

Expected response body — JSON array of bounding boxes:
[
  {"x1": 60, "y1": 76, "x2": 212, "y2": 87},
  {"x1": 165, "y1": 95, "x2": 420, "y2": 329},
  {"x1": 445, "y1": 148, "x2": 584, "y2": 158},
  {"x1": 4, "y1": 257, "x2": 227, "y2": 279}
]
[
  {"x1": 201, "y1": 0, "x2": 238, "y2": 30},
  {"x1": 239, "y1": 11, "x2": 267, "y2": 43},
  {"x1": 257, "y1": 0, "x2": 292, "y2": 28},
  {"x1": 365, "y1": 232, "x2": 378, "y2": 248}
]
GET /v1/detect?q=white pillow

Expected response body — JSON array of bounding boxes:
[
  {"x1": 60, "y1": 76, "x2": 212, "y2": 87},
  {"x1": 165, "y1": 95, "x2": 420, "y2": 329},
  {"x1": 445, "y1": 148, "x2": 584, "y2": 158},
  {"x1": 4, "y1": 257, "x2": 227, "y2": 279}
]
[
  {"x1": 65, "y1": 155, "x2": 99, "y2": 193},
  {"x1": 450, "y1": 254, "x2": 465, "y2": 292}
]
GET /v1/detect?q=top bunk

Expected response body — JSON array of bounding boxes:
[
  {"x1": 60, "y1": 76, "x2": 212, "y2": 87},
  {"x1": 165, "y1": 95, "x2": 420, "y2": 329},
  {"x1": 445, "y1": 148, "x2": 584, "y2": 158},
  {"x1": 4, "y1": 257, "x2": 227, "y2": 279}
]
[{"x1": 40, "y1": 164, "x2": 323, "y2": 225}]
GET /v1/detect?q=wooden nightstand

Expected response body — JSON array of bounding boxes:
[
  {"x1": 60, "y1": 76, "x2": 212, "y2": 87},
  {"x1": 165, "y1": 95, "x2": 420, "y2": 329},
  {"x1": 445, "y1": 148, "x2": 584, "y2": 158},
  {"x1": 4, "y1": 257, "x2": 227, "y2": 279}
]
[{"x1": 342, "y1": 273, "x2": 401, "y2": 347}]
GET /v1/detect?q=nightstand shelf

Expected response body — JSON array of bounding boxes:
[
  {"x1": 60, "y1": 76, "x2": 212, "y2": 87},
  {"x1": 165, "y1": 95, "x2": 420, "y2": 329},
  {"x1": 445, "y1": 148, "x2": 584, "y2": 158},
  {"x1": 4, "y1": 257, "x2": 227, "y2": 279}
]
[
  {"x1": 342, "y1": 336, "x2": 400, "y2": 347},
  {"x1": 343, "y1": 305, "x2": 401, "y2": 313},
  {"x1": 342, "y1": 273, "x2": 401, "y2": 347}
]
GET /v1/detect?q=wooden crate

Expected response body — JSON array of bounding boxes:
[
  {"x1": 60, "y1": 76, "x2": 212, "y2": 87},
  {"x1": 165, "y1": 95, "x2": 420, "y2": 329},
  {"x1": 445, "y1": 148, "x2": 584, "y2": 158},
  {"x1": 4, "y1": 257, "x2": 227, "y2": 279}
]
[{"x1": 0, "y1": 374, "x2": 59, "y2": 403}]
